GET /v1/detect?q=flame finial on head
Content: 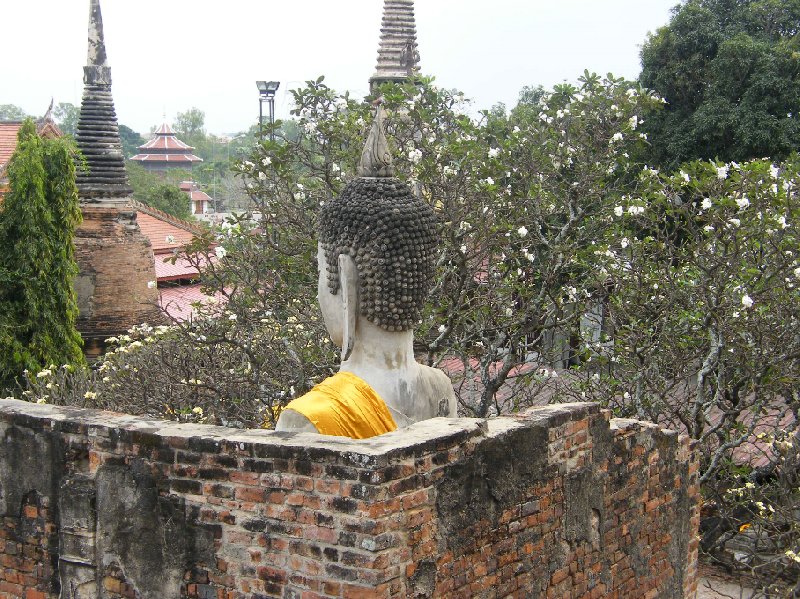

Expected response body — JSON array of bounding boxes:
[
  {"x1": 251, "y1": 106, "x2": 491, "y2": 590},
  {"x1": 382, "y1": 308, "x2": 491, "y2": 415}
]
[{"x1": 357, "y1": 105, "x2": 394, "y2": 178}]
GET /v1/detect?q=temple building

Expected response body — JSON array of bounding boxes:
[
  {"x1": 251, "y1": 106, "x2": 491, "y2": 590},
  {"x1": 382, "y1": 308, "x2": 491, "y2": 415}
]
[
  {"x1": 179, "y1": 180, "x2": 213, "y2": 216},
  {"x1": 369, "y1": 0, "x2": 420, "y2": 93},
  {"x1": 72, "y1": 0, "x2": 161, "y2": 357},
  {"x1": 0, "y1": 107, "x2": 63, "y2": 200},
  {"x1": 129, "y1": 123, "x2": 203, "y2": 173},
  {"x1": 132, "y1": 201, "x2": 224, "y2": 321}
]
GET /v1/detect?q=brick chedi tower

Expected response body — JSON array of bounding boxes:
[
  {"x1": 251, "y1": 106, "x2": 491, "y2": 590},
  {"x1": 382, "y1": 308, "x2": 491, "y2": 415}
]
[
  {"x1": 73, "y1": 0, "x2": 160, "y2": 357},
  {"x1": 369, "y1": 0, "x2": 421, "y2": 93}
]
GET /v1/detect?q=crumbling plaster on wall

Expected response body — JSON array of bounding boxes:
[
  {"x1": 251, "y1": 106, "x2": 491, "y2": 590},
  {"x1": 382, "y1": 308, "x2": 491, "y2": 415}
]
[{"x1": 0, "y1": 398, "x2": 698, "y2": 598}]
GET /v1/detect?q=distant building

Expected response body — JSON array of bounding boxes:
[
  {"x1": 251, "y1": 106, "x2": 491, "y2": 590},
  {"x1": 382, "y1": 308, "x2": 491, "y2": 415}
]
[
  {"x1": 133, "y1": 200, "x2": 225, "y2": 321},
  {"x1": 130, "y1": 123, "x2": 203, "y2": 173},
  {"x1": 0, "y1": 110, "x2": 63, "y2": 200},
  {"x1": 179, "y1": 180, "x2": 213, "y2": 216}
]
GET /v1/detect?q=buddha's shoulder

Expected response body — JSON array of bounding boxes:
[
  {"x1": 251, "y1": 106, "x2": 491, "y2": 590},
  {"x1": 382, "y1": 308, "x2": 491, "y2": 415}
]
[
  {"x1": 416, "y1": 365, "x2": 456, "y2": 417},
  {"x1": 417, "y1": 364, "x2": 453, "y2": 390},
  {"x1": 275, "y1": 407, "x2": 319, "y2": 433}
]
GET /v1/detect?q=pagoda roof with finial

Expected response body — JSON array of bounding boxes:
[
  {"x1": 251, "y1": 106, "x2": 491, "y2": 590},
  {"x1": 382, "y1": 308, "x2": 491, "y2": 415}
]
[
  {"x1": 370, "y1": 0, "x2": 420, "y2": 91},
  {"x1": 74, "y1": 0, "x2": 132, "y2": 199},
  {"x1": 130, "y1": 123, "x2": 203, "y2": 165}
]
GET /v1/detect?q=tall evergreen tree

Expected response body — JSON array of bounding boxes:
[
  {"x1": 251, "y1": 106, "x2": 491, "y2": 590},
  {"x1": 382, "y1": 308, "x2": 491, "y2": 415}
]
[
  {"x1": 640, "y1": 0, "x2": 800, "y2": 170},
  {"x1": 0, "y1": 120, "x2": 85, "y2": 392}
]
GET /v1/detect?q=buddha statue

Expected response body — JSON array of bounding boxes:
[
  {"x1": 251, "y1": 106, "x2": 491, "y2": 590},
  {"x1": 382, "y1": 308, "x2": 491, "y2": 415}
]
[{"x1": 275, "y1": 106, "x2": 456, "y2": 438}]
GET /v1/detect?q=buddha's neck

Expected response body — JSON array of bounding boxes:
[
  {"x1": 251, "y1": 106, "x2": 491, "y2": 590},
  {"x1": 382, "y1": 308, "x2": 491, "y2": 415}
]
[{"x1": 341, "y1": 322, "x2": 416, "y2": 374}]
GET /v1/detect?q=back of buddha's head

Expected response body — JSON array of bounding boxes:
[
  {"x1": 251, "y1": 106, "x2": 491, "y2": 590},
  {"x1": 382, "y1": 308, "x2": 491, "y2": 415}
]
[{"x1": 318, "y1": 107, "x2": 438, "y2": 332}]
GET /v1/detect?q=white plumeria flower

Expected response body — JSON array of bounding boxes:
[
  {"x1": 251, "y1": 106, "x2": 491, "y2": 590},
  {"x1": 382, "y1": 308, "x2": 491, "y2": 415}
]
[
  {"x1": 716, "y1": 165, "x2": 729, "y2": 180},
  {"x1": 488, "y1": 147, "x2": 500, "y2": 158},
  {"x1": 484, "y1": 177, "x2": 495, "y2": 186},
  {"x1": 620, "y1": 238, "x2": 629, "y2": 249},
  {"x1": 741, "y1": 294, "x2": 754, "y2": 309},
  {"x1": 778, "y1": 216, "x2": 788, "y2": 229},
  {"x1": 680, "y1": 170, "x2": 690, "y2": 183},
  {"x1": 84, "y1": 391, "x2": 97, "y2": 400},
  {"x1": 770, "y1": 165, "x2": 779, "y2": 180},
  {"x1": 165, "y1": 235, "x2": 176, "y2": 244},
  {"x1": 736, "y1": 196, "x2": 750, "y2": 209},
  {"x1": 262, "y1": 157, "x2": 272, "y2": 166},
  {"x1": 258, "y1": 171, "x2": 267, "y2": 181},
  {"x1": 214, "y1": 246, "x2": 227, "y2": 260},
  {"x1": 517, "y1": 225, "x2": 529, "y2": 238},
  {"x1": 147, "y1": 280, "x2": 157, "y2": 289},
  {"x1": 610, "y1": 132, "x2": 623, "y2": 143},
  {"x1": 438, "y1": 325, "x2": 446, "y2": 334},
  {"x1": 729, "y1": 218, "x2": 741, "y2": 227},
  {"x1": 614, "y1": 206, "x2": 624, "y2": 217},
  {"x1": 629, "y1": 115, "x2": 638, "y2": 130},
  {"x1": 703, "y1": 225, "x2": 714, "y2": 232},
  {"x1": 228, "y1": 313, "x2": 238, "y2": 321},
  {"x1": 701, "y1": 198, "x2": 712, "y2": 210},
  {"x1": 408, "y1": 148, "x2": 423, "y2": 164}
]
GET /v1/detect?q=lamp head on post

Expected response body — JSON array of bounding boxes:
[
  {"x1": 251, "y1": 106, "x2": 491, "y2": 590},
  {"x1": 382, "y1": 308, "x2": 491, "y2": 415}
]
[
  {"x1": 256, "y1": 81, "x2": 280, "y2": 141},
  {"x1": 256, "y1": 80, "x2": 280, "y2": 98}
]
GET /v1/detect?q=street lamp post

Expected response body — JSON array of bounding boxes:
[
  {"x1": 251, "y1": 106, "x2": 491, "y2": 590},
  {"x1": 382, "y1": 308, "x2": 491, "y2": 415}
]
[{"x1": 256, "y1": 81, "x2": 280, "y2": 142}]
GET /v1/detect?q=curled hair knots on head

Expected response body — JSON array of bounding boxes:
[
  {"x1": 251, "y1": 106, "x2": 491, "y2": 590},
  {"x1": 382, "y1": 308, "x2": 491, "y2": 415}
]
[{"x1": 318, "y1": 177, "x2": 439, "y2": 332}]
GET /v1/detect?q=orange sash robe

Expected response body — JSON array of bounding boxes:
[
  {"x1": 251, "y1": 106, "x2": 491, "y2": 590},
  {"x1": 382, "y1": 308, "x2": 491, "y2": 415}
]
[{"x1": 282, "y1": 371, "x2": 397, "y2": 439}]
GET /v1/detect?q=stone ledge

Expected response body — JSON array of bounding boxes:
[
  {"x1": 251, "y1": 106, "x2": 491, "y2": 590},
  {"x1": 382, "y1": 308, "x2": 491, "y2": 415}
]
[{"x1": 0, "y1": 398, "x2": 607, "y2": 466}]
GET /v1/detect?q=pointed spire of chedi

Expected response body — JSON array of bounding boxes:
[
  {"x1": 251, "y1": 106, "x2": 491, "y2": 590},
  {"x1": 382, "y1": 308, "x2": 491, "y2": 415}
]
[
  {"x1": 75, "y1": 0, "x2": 132, "y2": 200},
  {"x1": 369, "y1": 0, "x2": 420, "y2": 92}
]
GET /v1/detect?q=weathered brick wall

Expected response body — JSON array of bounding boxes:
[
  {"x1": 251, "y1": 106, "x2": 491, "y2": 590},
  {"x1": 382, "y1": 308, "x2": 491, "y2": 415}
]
[
  {"x1": 0, "y1": 398, "x2": 698, "y2": 598},
  {"x1": 74, "y1": 204, "x2": 161, "y2": 356}
]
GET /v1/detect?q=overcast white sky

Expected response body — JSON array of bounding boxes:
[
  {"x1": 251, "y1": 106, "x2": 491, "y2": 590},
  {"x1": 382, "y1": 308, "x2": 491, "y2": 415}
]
[{"x1": 2, "y1": 0, "x2": 678, "y2": 136}]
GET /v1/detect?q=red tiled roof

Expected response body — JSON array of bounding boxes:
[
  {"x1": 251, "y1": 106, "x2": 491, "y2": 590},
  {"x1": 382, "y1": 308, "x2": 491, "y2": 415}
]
[
  {"x1": 158, "y1": 284, "x2": 226, "y2": 322},
  {"x1": 189, "y1": 189, "x2": 212, "y2": 202},
  {"x1": 154, "y1": 254, "x2": 201, "y2": 280},
  {"x1": 138, "y1": 136, "x2": 194, "y2": 151},
  {"x1": 0, "y1": 119, "x2": 63, "y2": 196},
  {"x1": 133, "y1": 201, "x2": 205, "y2": 255},
  {"x1": 137, "y1": 211, "x2": 197, "y2": 253},
  {"x1": 179, "y1": 181, "x2": 213, "y2": 204},
  {"x1": 131, "y1": 122, "x2": 202, "y2": 168},
  {"x1": 154, "y1": 123, "x2": 176, "y2": 135},
  {"x1": 0, "y1": 122, "x2": 23, "y2": 176},
  {"x1": 129, "y1": 153, "x2": 203, "y2": 163}
]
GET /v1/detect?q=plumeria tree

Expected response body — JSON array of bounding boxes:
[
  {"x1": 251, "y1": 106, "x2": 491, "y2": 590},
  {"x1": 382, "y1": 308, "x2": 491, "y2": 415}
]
[
  {"x1": 239, "y1": 73, "x2": 662, "y2": 418},
  {"x1": 15, "y1": 74, "x2": 799, "y2": 590},
  {"x1": 564, "y1": 156, "x2": 800, "y2": 589}
]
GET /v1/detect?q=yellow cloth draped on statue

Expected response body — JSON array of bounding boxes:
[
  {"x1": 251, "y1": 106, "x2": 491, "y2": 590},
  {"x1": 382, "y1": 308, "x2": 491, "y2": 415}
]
[{"x1": 282, "y1": 371, "x2": 397, "y2": 439}]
